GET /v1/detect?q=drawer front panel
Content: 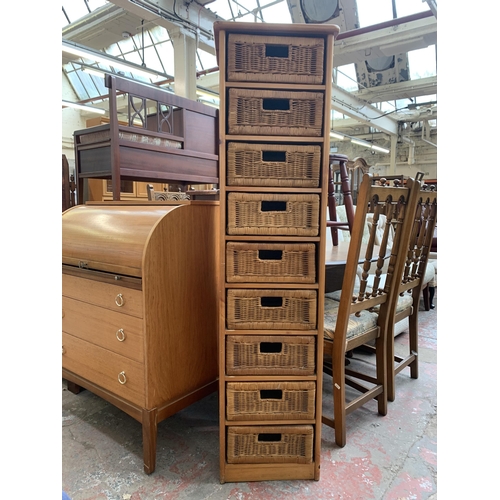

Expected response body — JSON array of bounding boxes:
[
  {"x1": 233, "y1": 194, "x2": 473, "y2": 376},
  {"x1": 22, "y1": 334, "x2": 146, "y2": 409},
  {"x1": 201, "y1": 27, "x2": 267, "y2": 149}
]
[
  {"x1": 226, "y1": 242, "x2": 316, "y2": 283},
  {"x1": 226, "y1": 381, "x2": 316, "y2": 421},
  {"x1": 62, "y1": 297, "x2": 144, "y2": 363},
  {"x1": 226, "y1": 143, "x2": 321, "y2": 188},
  {"x1": 227, "y1": 425, "x2": 314, "y2": 464},
  {"x1": 228, "y1": 88, "x2": 324, "y2": 137},
  {"x1": 62, "y1": 332, "x2": 145, "y2": 407},
  {"x1": 227, "y1": 289, "x2": 317, "y2": 330},
  {"x1": 227, "y1": 193, "x2": 320, "y2": 236},
  {"x1": 227, "y1": 33, "x2": 325, "y2": 84},
  {"x1": 63, "y1": 274, "x2": 143, "y2": 318},
  {"x1": 226, "y1": 335, "x2": 316, "y2": 376}
]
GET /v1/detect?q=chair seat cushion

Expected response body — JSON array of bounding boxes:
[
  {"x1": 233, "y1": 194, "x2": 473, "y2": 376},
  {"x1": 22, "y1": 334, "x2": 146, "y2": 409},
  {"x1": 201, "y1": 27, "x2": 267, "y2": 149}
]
[{"x1": 323, "y1": 296, "x2": 378, "y2": 341}]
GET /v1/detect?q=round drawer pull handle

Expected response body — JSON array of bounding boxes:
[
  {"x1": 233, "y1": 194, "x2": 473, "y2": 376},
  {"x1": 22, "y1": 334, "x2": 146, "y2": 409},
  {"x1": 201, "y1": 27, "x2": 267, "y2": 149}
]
[
  {"x1": 118, "y1": 371, "x2": 127, "y2": 385},
  {"x1": 115, "y1": 294, "x2": 124, "y2": 307},
  {"x1": 116, "y1": 329, "x2": 126, "y2": 342}
]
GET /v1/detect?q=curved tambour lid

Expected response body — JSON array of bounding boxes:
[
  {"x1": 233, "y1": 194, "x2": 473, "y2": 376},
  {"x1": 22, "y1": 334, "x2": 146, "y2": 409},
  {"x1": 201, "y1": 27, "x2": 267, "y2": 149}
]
[{"x1": 62, "y1": 205, "x2": 179, "y2": 277}]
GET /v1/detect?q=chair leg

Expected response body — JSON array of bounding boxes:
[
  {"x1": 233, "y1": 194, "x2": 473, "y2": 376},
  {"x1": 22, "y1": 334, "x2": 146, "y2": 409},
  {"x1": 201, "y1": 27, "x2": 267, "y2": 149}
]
[
  {"x1": 422, "y1": 285, "x2": 430, "y2": 311},
  {"x1": 409, "y1": 310, "x2": 419, "y2": 380},
  {"x1": 332, "y1": 227, "x2": 339, "y2": 246},
  {"x1": 428, "y1": 286, "x2": 435, "y2": 309},
  {"x1": 386, "y1": 322, "x2": 396, "y2": 403},
  {"x1": 333, "y1": 353, "x2": 347, "y2": 447},
  {"x1": 375, "y1": 334, "x2": 388, "y2": 415}
]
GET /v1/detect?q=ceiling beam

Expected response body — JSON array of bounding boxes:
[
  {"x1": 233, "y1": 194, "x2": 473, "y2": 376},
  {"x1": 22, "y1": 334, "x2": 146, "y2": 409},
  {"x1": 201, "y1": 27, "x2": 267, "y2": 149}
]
[
  {"x1": 353, "y1": 76, "x2": 437, "y2": 104},
  {"x1": 108, "y1": 0, "x2": 222, "y2": 53},
  {"x1": 333, "y1": 15, "x2": 437, "y2": 67},
  {"x1": 331, "y1": 84, "x2": 399, "y2": 136}
]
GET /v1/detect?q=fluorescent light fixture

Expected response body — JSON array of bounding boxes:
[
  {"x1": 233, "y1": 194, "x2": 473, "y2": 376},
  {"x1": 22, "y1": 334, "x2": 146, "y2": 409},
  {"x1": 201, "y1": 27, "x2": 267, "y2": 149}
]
[
  {"x1": 371, "y1": 144, "x2": 390, "y2": 154},
  {"x1": 62, "y1": 42, "x2": 160, "y2": 80},
  {"x1": 329, "y1": 129, "x2": 390, "y2": 154},
  {"x1": 351, "y1": 138, "x2": 371, "y2": 147},
  {"x1": 62, "y1": 100, "x2": 105, "y2": 115},
  {"x1": 329, "y1": 131, "x2": 346, "y2": 140},
  {"x1": 197, "y1": 99, "x2": 219, "y2": 109},
  {"x1": 196, "y1": 89, "x2": 219, "y2": 100}
]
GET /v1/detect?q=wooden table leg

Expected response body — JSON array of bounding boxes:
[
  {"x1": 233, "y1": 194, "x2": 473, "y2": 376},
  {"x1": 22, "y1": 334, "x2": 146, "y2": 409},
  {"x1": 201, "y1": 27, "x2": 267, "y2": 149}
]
[{"x1": 142, "y1": 408, "x2": 158, "y2": 474}]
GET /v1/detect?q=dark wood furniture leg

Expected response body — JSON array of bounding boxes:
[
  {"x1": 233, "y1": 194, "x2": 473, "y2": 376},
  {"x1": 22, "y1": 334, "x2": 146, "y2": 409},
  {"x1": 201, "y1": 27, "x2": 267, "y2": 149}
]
[
  {"x1": 66, "y1": 381, "x2": 83, "y2": 394},
  {"x1": 142, "y1": 408, "x2": 158, "y2": 475},
  {"x1": 328, "y1": 163, "x2": 339, "y2": 246},
  {"x1": 428, "y1": 286, "x2": 435, "y2": 309},
  {"x1": 422, "y1": 285, "x2": 431, "y2": 311}
]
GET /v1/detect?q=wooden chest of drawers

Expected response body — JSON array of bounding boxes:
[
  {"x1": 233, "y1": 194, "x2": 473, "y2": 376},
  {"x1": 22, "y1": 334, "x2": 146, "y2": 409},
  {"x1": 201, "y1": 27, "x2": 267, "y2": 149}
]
[{"x1": 62, "y1": 202, "x2": 219, "y2": 474}]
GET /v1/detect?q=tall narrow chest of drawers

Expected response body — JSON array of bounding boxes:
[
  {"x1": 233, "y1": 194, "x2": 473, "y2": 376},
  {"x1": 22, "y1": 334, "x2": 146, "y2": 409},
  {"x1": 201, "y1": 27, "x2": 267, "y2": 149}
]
[
  {"x1": 62, "y1": 202, "x2": 219, "y2": 474},
  {"x1": 214, "y1": 21, "x2": 339, "y2": 483}
]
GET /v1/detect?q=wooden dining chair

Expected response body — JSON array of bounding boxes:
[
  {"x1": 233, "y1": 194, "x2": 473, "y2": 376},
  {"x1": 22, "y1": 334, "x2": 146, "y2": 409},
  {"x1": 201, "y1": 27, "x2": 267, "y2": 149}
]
[
  {"x1": 322, "y1": 173, "x2": 421, "y2": 447},
  {"x1": 327, "y1": 154, "x2": 353, "y2": 246},
  {"x1": 385, "y1": 184, "x2": 437, "y2": 402}
]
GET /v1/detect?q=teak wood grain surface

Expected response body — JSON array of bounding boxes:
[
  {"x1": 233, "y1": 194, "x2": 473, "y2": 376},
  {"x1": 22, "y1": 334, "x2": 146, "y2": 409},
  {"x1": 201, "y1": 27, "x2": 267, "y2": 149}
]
[{"x1": 62, "y1": 202, "x2": 220, "y2": 474}]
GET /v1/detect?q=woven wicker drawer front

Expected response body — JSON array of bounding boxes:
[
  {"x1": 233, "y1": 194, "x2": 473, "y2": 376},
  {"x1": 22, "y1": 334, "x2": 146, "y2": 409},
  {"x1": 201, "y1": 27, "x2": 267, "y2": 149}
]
[
  {"x1": 226, "y1": 289, "x2": 317, "y2": 330},
  {"x1": 227, "y1": 425, "x2": 314, "y2": 464},
  {"x1": 226, "y1": 242, "x2": 316, "y2": 283},
  {"x1": 227, "y1": 193, "x2": 320, "y2": 236},
  {"x1": 227, "y1": 143, "x2": 321, "y2": 187},
  {"x1": 227, "y1": 34, "x2": 325, "y2": 84},
  {"x1": 228, "y1": 88, "x2": 324, "y2": 136},
  {"x1": 227, "y1": 381, "x2": 316, "y2": 421},
  {"x1": 226, "y1": 335, "x2": 316, "y2": 375}
]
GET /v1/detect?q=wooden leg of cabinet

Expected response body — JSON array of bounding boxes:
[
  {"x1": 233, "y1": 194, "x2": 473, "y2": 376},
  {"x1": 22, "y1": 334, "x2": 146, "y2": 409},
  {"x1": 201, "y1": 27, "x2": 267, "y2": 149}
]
[
  {"x1": 66, "y1": 380, "x2": 84, "y2": 394},
  {"x1": 142, "y1": 408, "x2": 158, "y2": 475}
]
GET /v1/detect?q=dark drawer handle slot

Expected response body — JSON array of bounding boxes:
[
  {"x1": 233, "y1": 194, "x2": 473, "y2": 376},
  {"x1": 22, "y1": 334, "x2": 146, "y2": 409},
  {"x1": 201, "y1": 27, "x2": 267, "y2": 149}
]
[
  {"x1": 260, "y1": 342, "x2": 283, "y2": 354},
  {"x1": 261, "y1": 297, "x2": 283, "y2": 307},
  {"x1": 260, "y1": 389, "x2": 283, "y2": 400},
  {"x1": 265, "y1": 44, "x2": 289, "y2": 58},
  {"x1": 262, "y1": 98, "x2": 290, "y2": 111},
  {"x1": 261, "y1": 200, "x2": 287, "y2": 212},
  {"x1": 258, "y1": 249, "x2": 283, "y2": 261},
  {"x1": 262, "y1": 150, "x2": 286, "y2": 162},
  {"x1": 258, "y1": 433, "x2": 282, "y2": 442}
]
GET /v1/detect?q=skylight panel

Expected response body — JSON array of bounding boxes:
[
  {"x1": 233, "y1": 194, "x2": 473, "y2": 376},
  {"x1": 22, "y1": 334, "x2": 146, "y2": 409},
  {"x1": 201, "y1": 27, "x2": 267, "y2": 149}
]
[
  {"x1": 356, "y1": 0, "x2": 393, "y2": 26},
  {"x1": 408, "y1": 46, "x2": 436, "y2": 79}
]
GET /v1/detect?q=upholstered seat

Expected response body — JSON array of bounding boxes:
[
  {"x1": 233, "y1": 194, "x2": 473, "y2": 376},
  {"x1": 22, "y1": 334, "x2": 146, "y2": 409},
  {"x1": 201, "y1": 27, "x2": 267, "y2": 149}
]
[{"x1": 323, "y1": 296, "x2": 378, "y2": 341}]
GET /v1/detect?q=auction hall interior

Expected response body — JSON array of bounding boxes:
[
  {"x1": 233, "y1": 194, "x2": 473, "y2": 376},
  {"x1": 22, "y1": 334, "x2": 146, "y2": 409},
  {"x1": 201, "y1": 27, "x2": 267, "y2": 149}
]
[{"x1": 56, "y1": 0, "x2": 444, "y2": 498}]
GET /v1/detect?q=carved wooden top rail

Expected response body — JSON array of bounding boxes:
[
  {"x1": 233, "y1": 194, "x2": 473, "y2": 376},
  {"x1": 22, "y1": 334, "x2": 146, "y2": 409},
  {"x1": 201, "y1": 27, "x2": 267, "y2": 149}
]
[
  {"x1": 73, "y1": 74, "x2": 219, "y2": 202},
  {"x1": 75, "y1": 74, "x2": 218, "y2": 156}
]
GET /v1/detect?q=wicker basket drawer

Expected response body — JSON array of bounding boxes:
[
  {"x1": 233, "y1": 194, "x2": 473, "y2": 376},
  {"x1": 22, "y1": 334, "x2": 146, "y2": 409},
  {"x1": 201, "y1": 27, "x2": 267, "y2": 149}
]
[
  {"x1": 226, "y1": 289, "x2": 317, "y2": 330},
  {"x1": 227, "y1": 143, "x2": 321, "y2": 187},
  {"x1": 226, "y1": 381, "x2": 316, "y2": 421},
  {"x1": 226, "y1": 335, "x2": 316, "y2": 376},
  {"x1": 227, "y1": 33, "x2": 325, "y2": 84},
  {"x1": 227, "y1": 425, "x2": 314, "y2": 464},
  {"x1": 227, "y1": 193, "x2": 320, "y2": 236},
  {"x1": 226, "y1": 242, "x2": 316, "y2": 283},
  {"x1": 228, "y1": 88, "x2": 324, "y2": 136}
]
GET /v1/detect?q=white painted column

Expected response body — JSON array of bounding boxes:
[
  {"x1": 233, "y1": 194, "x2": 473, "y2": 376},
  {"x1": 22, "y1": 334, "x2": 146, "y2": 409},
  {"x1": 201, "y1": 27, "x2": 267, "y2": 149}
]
[
  {"x1": 170, "y1": 28, "x2": 197, "y2": 100},
  {"x1": 389, "y1": 135, "x2": 398, "y2": 174}
]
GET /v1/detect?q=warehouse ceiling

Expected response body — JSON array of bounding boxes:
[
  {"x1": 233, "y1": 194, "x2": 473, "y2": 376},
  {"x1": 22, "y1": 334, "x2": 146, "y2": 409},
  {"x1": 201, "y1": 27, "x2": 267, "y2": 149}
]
[{"x1": 62, "y1": 0, "x2": 437, "y2": 139}]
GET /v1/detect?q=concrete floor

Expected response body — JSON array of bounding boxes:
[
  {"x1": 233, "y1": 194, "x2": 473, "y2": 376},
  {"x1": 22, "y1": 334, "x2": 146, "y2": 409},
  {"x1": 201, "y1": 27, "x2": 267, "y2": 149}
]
[{"x1": 62, "y1": 297, "x2": 437, "y2": 500}]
